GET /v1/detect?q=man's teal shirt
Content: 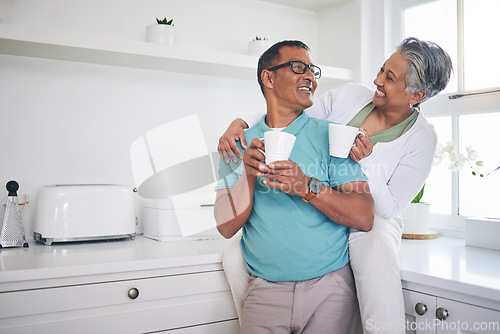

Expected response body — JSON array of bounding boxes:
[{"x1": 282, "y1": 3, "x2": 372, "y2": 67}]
[{"x1": 216, "y1": 112, "x2": 367, "y2": 282}]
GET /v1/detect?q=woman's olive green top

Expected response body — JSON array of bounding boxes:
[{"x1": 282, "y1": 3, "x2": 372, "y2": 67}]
[{"x1": 347, "y1": 102, "x2": 419, "y2": 145}]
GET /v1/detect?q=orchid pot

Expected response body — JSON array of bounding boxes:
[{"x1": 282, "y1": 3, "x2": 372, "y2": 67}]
[{"x1": 402, "y1": 202, "x2": 430, "y2": 234}]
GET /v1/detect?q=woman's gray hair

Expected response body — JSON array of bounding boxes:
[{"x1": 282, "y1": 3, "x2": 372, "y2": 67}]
[{"x1": 397, "y1": 37, "x2": 453, "y2": 107}]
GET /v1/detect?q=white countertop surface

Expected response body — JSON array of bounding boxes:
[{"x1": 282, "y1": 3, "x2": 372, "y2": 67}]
[
  {"x1": 1, "y1": 235, "x2": 500, "y2": 304},
  {"x1": 0, "y1": 236, "x2": 234, "y2": 286},
  {"x1": 399, "y1": 237, "x2": 500, "y2": 303}
]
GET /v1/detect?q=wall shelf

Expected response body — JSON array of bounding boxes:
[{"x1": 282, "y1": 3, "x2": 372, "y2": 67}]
[
  {"x1": 0, "y1": 24, "x2": 352, "y2": 86},
  {"x1": 258, "y1": 0, "x2": 351, "y2": 12}
]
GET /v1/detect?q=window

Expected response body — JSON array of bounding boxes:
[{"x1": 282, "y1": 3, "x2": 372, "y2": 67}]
[
  {"x1": 422, "y1": 116, "x2": 452, "y2": 215},
  {"x1": 459, "y1": 113, "x2": 500, "y2": 218},
  {"x1": 403, "y1": 0, "x2": 457, "y2": 93},
  {"x1": 463, "y1": 0, "x2": 500, "y2": 90},
  {"x1": 393, "y1": 0, "x2": 500, "y2": 227}
]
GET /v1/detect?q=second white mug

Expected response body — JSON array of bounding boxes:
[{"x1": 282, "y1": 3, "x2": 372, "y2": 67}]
[{"x1": 328, "y1": 123, "x2": 363, "y2": 158}]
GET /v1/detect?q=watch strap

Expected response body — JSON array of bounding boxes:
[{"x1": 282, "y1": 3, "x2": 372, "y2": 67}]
[
  {"x1": 302, "y1": 191, "x2": 316, "y2": 202},
  {"x1": 302, "y1": 177, "x2": 320, "y2": 202}
]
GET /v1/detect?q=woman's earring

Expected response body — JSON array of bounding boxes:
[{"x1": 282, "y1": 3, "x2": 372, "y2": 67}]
[{"x1": 409, "y1": 103, "x2": 413, "y2": 109}]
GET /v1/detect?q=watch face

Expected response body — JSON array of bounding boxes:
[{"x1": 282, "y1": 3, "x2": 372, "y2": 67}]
[{"x1": 309, "y1": 178, "x2": 322, "y2": 194}]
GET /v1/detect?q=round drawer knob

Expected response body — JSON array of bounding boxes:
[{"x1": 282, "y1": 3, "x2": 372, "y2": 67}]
[
  {"x1": 128, "y1": 287, "x2": 139, "y2": 300},
  {"x1": 415, "y1": 302, "x2": 428, "y2": 316},
  {"x1": 436, "y1": 307, "x2": 449, "y2": 320}
]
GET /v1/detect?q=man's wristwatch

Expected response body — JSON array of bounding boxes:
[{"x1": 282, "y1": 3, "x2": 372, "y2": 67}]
[{"x1": 302, "y1": 177, "x2": 322, "y2": 202}]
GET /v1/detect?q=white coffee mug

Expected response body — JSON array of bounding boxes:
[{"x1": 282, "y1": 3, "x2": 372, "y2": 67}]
[
  {"x1": 259, "y1": 131, "x2": 296, "y2": 165},
  {"x1": 328, "y1": 123, "x2": 364, "y2": 158}
]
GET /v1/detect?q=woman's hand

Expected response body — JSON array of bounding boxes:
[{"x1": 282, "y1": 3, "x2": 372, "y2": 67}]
[
  {"x1": 350, "y1": 128, "x2": 373, "y2": 162},
  {"x1": 218, "y1": 118, "x2": 249, "y2": 164}
]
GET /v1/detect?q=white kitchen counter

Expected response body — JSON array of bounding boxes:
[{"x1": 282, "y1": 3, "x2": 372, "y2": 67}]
[
  {"x1": 399, "y1": 237, "x2": 500, "y2": 307},
  {"x1": 0, "y1": 236, "x2": 234, "y2": 291},
  {"x1": 0, "y1": 236, "x2": 239, "y2": 333},
  {"x1": 1, "y1": 235, "x2": 500, "y2": 305}
]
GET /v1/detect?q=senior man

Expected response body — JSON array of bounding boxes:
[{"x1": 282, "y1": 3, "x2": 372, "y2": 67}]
[{"x1": 214, "y1": 40, "x2": 374, "y2": 334}]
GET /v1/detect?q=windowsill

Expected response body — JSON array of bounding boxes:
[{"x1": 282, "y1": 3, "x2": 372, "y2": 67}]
[{"x1": 428, "y1": 213, "x2": 467, "y2": 239}]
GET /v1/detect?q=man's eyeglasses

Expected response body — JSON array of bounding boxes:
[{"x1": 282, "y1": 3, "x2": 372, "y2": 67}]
[{"x1": 266, "y1": 61, "x2": 322, "y2": 80}]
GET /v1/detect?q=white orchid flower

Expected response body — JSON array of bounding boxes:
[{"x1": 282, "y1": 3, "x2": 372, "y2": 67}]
[
  {"x1": 442, "y1": 141, "x2": 457, "y2": 154},
  {"x1": 435, "y1": 143, "x2": 444, "y2": 154},
  {"x1": 449, "y1": 159, "x2": 465, "y2": 171},
  {"x1": 434, "y1": 146, "x2": 445, "y2": 165},
  {"x1": 416, "y1": 142, "x2": 490, "y2": 204},
  {"x1": 449, "y1": 152, "x2": 465, "y2": 162},
  {"x1": 433, "y1": 155, "x2": 444, "y2": 166},
  {"x1": 465, "y1": 145, "x2": 478, "y2": 160},
  {"x1": 433, "y1": 142, "x2": 489, "y2": 177}
]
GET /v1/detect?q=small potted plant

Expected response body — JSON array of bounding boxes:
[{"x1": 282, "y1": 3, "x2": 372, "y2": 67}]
[
  {"x1": 146, "y1": 17, "x2": 175, "y2": 45},
  {"x1": 249, "y1": 36, "x2": 272, "y2": 57}
]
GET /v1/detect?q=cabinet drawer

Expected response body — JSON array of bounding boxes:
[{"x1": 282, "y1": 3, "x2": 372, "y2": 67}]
[
  {"x1": 436, "y1": 298, "x2": 500, "y2": 334},
  {"x1": 404, "y1": 289, "x2": 437, "y2": 334},
  {"x1": 403, "y1": 289, "x2": 500, "y2": 334},
  {"x1": 161, "y1": 319, "x2": 239, "y2": 333},
  {"x1": 0, "y1": 294, "x2": 237, "y2": 334},
  {"x1": 0, "y1": 270, "x2": 229, "y2": 319}
]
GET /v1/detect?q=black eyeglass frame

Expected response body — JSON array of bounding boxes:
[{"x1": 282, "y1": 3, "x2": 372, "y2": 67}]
[{"x1": 266, "y1": 61, "x2": 322, "y2": 79}]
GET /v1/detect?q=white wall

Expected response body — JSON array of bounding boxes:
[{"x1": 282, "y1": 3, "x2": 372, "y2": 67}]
[
  {"x1": 0, "y1": 0, "x2": 386, "y2": 238},
  {"x1": 359, "y1": 0, "x2": 391, "y2": 85},
  {"x1": 317, "y1": 0, "x2": 388, "y2": 86},
  {"x1": 0, "y1": 0, "x2": 319, "y2": 55},
  {"x1": 317, "y1": 0, "x2": 361, "y2": 74},
  {"x1": 0, "y1": 0, "x2": 323, "y2": 237},
  {"x1": 0, "y1": 54, "x2": 261, "y2": 236}
]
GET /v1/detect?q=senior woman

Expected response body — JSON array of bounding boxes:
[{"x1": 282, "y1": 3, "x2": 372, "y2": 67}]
[{"x1": 218, "y1": 37, "x2": 453, "y2": 333}]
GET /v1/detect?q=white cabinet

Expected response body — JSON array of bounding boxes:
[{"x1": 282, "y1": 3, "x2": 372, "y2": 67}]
[
  {"x1": 404, "y1": 289, "x2": 437, "y2": 334},
  {"x1": 404, "y1": 289, "x2": 500, "y2": 334},
  {"x1": 0, "y1": 267, "x2": 238, "y2": 333},
  {"x1": 399, "y1": 238, "x2": 500, "y2": 334},
  {"x1": 0, "y1": 237, "x2": 239, "y2": 334},
  {"x1": 435, "y1": 298, "x2": 500, "y2": 334}
]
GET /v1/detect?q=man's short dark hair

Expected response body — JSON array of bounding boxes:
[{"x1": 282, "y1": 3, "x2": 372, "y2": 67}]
[{"x1": 257, "y1": 40, "x2": 310, "y2": 95}]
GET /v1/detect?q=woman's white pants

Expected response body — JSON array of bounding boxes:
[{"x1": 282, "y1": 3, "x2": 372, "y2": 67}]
[
  {"x1": 222, "y1": 234, "x2": 250, "y2": 321},
  {"x1": 349, "y1": 215, "x2": 405, "y2": 333},
  {"x1": 221, "y1": 215, "x2": 405, "y2": 333}
]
